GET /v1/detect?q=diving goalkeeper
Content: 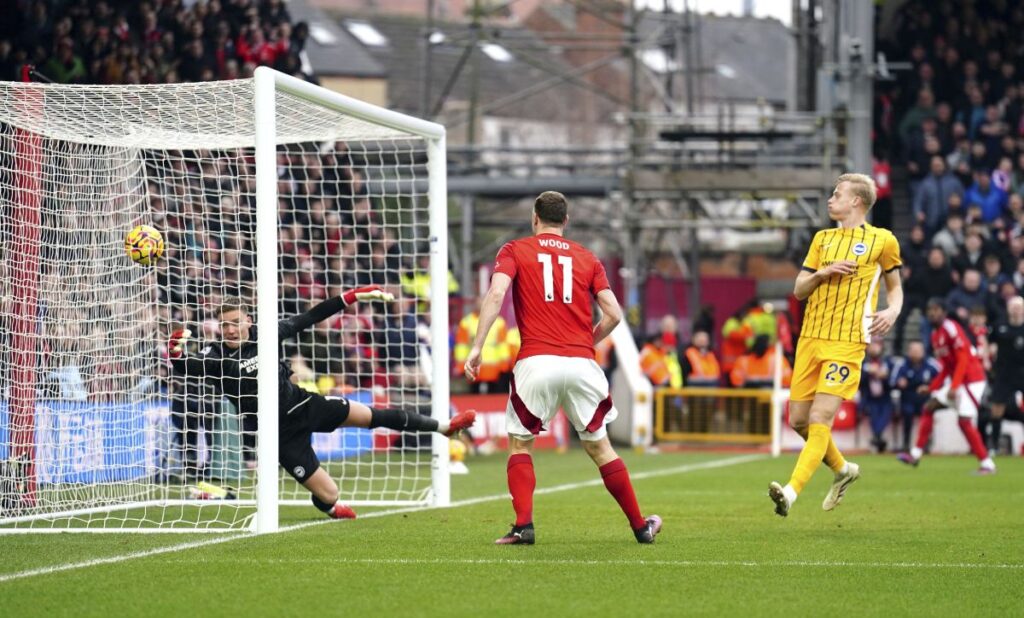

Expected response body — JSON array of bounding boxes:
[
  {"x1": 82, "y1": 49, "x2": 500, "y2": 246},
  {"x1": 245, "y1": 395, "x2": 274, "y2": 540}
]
[{"x1": 168, "y1": 286, "x2": 475, "y2": 519}]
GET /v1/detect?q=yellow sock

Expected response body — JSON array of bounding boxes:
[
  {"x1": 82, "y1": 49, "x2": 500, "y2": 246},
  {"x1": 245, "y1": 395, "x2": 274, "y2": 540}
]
[
  {"x1": 794, "y1": 426, "x2": 847, "y2": 473},
  {"x1": 787, "y1": 423, "x2": 830, "y2": 495}
]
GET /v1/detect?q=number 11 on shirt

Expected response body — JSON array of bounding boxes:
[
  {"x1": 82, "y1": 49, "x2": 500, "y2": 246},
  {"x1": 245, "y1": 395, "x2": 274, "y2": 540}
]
[{"x1": 537, "y1": 253, "x2": 573, "y2": 303}]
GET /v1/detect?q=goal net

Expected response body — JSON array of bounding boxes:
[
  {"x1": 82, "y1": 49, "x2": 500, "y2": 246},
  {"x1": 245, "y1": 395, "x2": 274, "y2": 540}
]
[{"x1": 0, "y1": 69, "x2": 449, "y2": 533}]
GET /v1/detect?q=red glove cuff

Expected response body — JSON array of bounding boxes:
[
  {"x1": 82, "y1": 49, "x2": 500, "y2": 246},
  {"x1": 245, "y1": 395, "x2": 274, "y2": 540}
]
[{"x1": 341, "y1": 286, "x2": 382, "y2": 306}]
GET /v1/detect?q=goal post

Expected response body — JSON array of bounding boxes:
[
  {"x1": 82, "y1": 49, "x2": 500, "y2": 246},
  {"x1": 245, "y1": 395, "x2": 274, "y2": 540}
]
[{"x1": 0, "y1": 67, "x2": 450, "y2": 533}]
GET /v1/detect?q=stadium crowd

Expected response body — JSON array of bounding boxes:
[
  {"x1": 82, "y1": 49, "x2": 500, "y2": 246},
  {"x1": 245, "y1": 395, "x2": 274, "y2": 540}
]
[
  {"x1": 877, "y1": 1, "x2": 1024, "y2": 347},
  {"x1": 0, "y1": 0, "x2": 311, "y2": 84}
]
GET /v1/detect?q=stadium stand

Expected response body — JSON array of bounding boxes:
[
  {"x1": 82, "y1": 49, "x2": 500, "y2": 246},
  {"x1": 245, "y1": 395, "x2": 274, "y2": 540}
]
[
  {"x1": 0, "y1": 1, "x2": 434, "y2": 404},
  {"x1": 879, "y1": 0, "x2": 1024, "y2": 351}
]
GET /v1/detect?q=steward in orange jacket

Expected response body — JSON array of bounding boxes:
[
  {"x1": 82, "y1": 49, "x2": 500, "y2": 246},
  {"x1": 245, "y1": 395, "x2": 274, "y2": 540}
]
[
  {"x1": 682, "y1": 330, "x2": 721, "y2": 386},
  {"x1": 730, "y1": 335, "x2": 792, "y2": 388}
]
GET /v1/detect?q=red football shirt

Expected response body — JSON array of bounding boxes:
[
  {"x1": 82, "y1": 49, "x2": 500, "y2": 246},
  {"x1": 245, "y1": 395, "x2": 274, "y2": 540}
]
[
  {"x1": 493, "y1": 233, "x2": 611, "y2": 360},
  {"x1": 929, "y1": 318, "x2": 986, "y2": 391}
]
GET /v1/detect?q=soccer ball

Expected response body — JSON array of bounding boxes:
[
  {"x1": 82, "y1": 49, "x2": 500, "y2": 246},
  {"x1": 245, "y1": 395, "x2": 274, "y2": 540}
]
[{"x1": 124, "y1": 224, "x2": 164, "y2": 266}]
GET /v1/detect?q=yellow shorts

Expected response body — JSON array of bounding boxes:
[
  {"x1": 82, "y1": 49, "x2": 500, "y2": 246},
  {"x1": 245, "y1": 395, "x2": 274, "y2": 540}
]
[{"x1": 790, "y1": 338, "x2": 866, "y2": 401}]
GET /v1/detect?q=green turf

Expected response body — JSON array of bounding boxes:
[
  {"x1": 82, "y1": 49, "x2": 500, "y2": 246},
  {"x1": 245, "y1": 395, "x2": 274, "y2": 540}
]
[{"x1": 1, "y1": 451, "x2": 1021, "y2": 617}]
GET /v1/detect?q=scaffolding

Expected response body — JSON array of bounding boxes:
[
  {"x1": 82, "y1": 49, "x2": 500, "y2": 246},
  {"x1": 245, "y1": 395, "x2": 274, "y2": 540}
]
[{"x1": 418, "y1": 0, "x2": 868, "y2": 336}]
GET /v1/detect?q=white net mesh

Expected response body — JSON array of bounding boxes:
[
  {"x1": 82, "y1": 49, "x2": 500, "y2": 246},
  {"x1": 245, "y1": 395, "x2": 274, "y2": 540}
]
[{"x1": 0, "y1": 78, "x2": 439, "y2": 531}]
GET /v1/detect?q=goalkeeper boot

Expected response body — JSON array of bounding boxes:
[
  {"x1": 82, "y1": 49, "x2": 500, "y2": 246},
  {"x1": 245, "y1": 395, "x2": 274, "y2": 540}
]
[
  {"x1": 445, "y1": 410, "x2": 477, "y2": 437},
  {"x1": 328, "y1": 503, "x2": 357, "y2": 520},
  {"x1": 495, "y1": 522, "x2": 535, "y2": 545},
  {"x1": 634, "y1": 515, "x2": 663, "y2": 544},
  {"x1": 768, "y1": 481, "x2": 792, "y2": 517},
  {"x1": 822, "y1": 461, "x2": 860, "y2": 511}
]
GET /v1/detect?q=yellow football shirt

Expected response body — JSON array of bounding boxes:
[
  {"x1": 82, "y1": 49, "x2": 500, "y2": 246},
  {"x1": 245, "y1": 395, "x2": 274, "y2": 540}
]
[{"x1": 799, "y1": 223, "x2": 902, "y2": 344}]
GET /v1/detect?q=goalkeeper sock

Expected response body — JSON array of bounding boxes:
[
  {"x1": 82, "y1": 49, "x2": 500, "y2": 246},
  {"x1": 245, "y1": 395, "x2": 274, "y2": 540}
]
[
  {"x1": 599, "y1": 458, "x2": 646, "y2": 530},
  {"x1": 786, "y1": 423, "x2": 830, "y2": 496},
  {"x1": 369, "y1": 408, "x2": 440, "y2": 433},
  {"x1": 311, "y1": 495, "x2": 334, "y2": 514},
  {"x1": 507, "y1": 454, "x2": 535, "y2": 526},
  {"x1": 794, "y1": 425, "x2": 847, "y2": 474}
]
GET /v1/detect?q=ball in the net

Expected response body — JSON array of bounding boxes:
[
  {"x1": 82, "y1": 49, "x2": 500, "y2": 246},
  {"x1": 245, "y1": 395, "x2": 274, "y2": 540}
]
[{"x1": 125, "y1": 224, "x2": 165, "y2": 266}]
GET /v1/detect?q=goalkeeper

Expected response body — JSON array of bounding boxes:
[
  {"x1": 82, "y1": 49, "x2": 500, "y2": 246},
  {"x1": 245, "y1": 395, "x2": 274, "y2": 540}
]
[{"x1": 168, "y1": 286, "x2": 475, "y2": 519}]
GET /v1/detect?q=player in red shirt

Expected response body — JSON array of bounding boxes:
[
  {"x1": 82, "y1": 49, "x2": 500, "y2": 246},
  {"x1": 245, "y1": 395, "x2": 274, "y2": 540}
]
[
  {"x1": 465, "y1": 191, "x2": 662, "y2": 545},
  {"x1": 897, "y1": 299, "x2": 995, "y2": 473}
]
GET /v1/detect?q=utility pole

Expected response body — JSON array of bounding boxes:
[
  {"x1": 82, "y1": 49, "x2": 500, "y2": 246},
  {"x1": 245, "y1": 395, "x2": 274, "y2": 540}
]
[
  {"x1": 624, "y1": 0, "x2": 644, "y2": 333},
  {"x1": 460, "y1": 0, "x2": 482, "y2": 307}
]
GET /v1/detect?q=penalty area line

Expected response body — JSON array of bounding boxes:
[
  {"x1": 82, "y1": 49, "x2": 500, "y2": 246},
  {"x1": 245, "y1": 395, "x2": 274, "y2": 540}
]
[{"x1": 0, "y1": 454, "x2": 763, "y2": 585}]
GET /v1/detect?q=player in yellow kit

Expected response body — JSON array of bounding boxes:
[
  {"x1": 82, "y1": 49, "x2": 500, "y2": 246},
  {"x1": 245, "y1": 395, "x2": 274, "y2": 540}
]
[{"x1": 769, "y1": 173, "x2": 903, "y2": 516}]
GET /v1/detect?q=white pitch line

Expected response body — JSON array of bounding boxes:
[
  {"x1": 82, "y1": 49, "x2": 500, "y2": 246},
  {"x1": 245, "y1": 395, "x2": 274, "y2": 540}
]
[
  {"x1": 0, "y1": 454, "x2": 761, "y2": 585},
  {"x1": 169, "y1": 557, "x2": 1024, "y2": 571}
]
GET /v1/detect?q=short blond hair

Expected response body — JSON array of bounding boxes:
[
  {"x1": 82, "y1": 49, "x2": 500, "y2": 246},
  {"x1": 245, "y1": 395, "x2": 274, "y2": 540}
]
[{"x1": 835, "y1": 173, "x2": 877, "y2": 211}]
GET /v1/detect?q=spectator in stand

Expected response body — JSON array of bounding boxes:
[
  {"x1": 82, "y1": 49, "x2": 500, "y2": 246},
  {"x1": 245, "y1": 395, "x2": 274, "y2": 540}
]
[
  {"x1": 1011, "y1": 153, "x2": 1024, "y2": 197},
  {"x1": 904, "y1": 118, "x2": 941, "y2": 199},
  {"x1": 978, "y1": 105, "x2": 1009, "y2": 157},
  {"x1": 951, "y1": 232, "x2": 985, "y2": 276},
  {"x1": 890, "y1": 340, "x2": 941, "y2": 453},
  {"x1": 933, "y1": 102, "x2": 955, "y2": 153},
  {"x1": 913, "y1": 155, "x2": 963, "y2": 235},
  {"x1": 681, "y1": 330, "x2": 721, "y2": 387},
  {"x1": 42, "y1": 37, "x2": 85, "y2": 83},
  {"x1": 931, "y1": 211, "x2": 965, "y2": 257},
  {"x1": 639, "y1": 316, "x2": 683, "y2": 389},
  {"x1": 947, "y1": 136, "x2": 973, "y2": 187},
  {"x1": 964, "y1": 168, "x2": 1008, "y2": 223},
  {"x1": 859, "y1": 340, "x2": 894, "y2": 452},
  {"x1": 946, "y1": 269, "x2": 988, "y2": 325},
  {"x1": 898, "y1": 88, "x2": 936, "y2": 148},
  {"x1": 720, "y1": 303, "x2": 754, "y2": 379},
  {"x1": 901, "y1": 225, "x2": 929, "y2": 273},
  {"x1": 982, "y1": 253, "x2": 1011, "y2": 299},
  {"x1": 958, "y1": 87, "x2": 987, "y2": 141},
  {"x1": 381, "y1": 296, "x2": 428, "y2": 392}
]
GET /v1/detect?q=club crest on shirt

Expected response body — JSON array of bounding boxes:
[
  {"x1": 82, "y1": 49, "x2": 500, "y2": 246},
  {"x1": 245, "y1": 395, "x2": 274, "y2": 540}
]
[{"x1": 851, "y1": 242, "x2": 867, "y2": 256}]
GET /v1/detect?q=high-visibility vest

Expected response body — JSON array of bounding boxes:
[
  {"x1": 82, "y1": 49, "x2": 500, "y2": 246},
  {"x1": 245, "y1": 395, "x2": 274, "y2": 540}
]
[
  {"x1": 721, "y1": 318, "x2": 754, "y2": 375},
  {"x1": 502, "y1": 327, "x2": 521, "y2": 372},
  {"x1": 639, "y1": 343, "x2": 683, "y2": 388},
  {"x1": 401, "y1": 270, "x2": 461, "y2": 311},
  {"x1": 744, "y1": 308, "x2": 777, "y2": 343},
  {"x1": 453, "y1": 312, "x2": 508, "y2": 383},
  {"x1": 729, "y1": 352, "x2": 792, "y2": 387},
  {"x1": 684, "y1": 346, "x2": 721, "y2": 385}
]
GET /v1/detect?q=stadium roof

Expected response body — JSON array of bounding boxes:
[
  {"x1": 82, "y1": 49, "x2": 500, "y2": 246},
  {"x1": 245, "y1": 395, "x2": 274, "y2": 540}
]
[
  {"x1": 328, "y1": 13, "x2": 624, "y2": 123},
  {"x1": 637, "y1": 12, "x2": 795, "y2": 107},
  {"x1": 287, "y1": 0, "x2": 386, "y2": 78}
]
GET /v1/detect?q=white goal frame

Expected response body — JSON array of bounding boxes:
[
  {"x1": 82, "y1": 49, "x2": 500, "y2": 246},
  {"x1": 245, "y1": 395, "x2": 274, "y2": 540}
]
[
  {"x1": 0, "y1": 67, "x2": 450, "y2": 535},
  {"x1": 252, "y1": 68, "x2": 451, "y2": 534}
]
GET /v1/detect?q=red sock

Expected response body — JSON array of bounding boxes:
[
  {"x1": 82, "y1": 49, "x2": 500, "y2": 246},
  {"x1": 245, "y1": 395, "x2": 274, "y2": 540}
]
[
  {"x1": 958, "y1": 417, "x2": 990, "y2": 461},
  {"x1": 915, "y1": 411, "x2": 935, "y2": 450},
  {"x1": 599, "y1": 458, "x2": 646, "y2": 530},
  {"x1": 507, "y1": 454, "x2": 535, "y2": 526}
]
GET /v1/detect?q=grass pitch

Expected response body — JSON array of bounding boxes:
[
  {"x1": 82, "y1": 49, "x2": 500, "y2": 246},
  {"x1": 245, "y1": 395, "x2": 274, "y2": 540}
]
[{"x1": 1, "y1": 451, "x2": 1021, "y2": 617}]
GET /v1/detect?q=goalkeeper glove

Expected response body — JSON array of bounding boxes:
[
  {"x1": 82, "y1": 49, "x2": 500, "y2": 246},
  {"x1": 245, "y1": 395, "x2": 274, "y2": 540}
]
[
  {"x1": 341, "y1": 285, "x2": 395, "y2": 306},
  {"x1": 168, "y1": 328, "x2": 192, "y2": 359}
]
